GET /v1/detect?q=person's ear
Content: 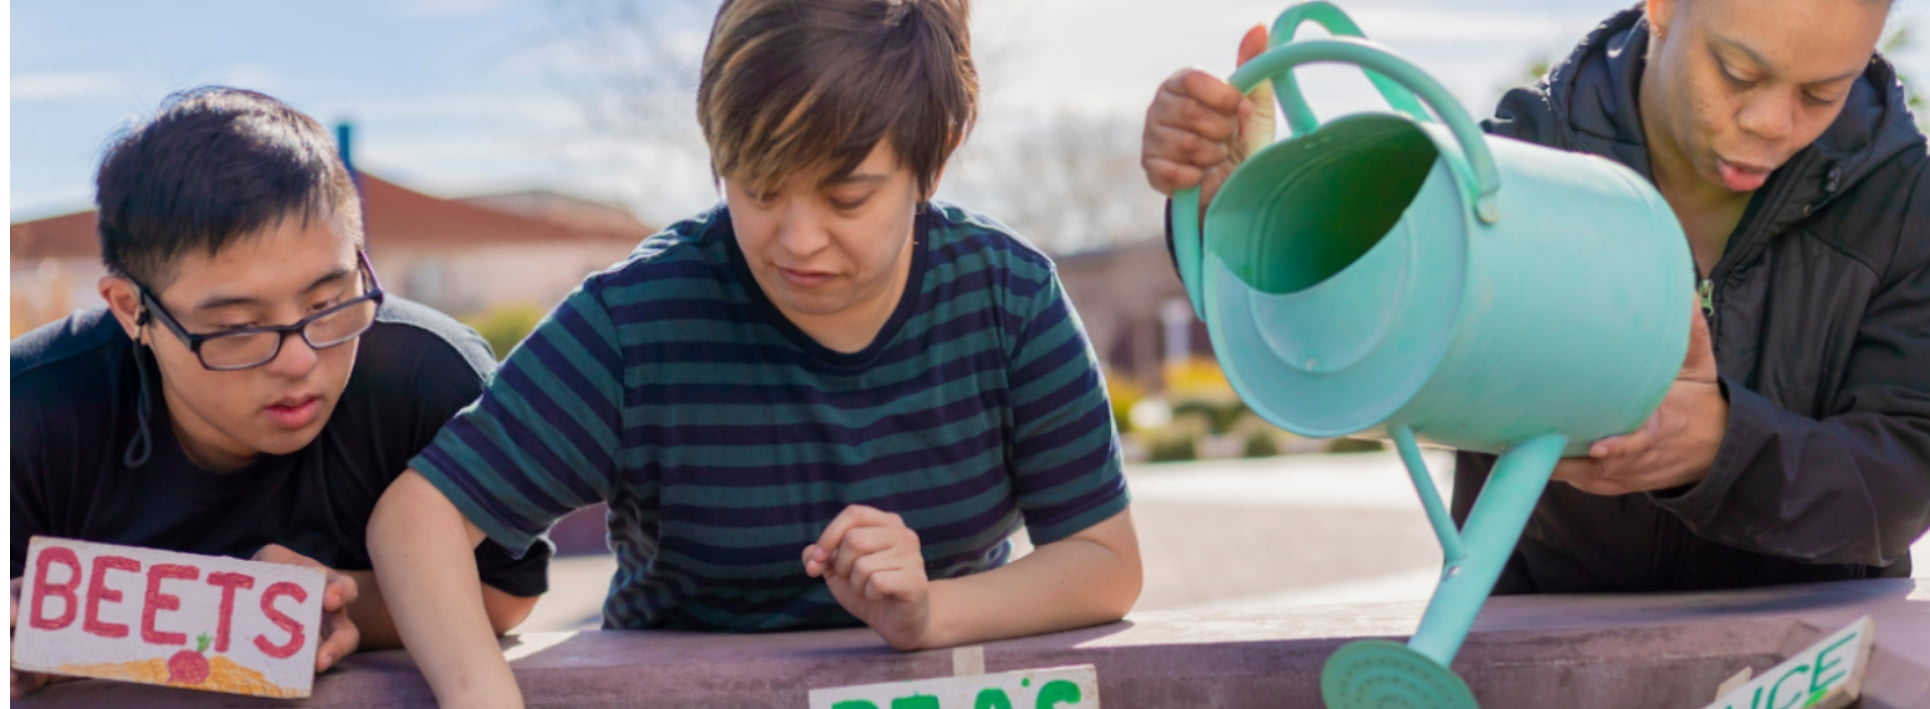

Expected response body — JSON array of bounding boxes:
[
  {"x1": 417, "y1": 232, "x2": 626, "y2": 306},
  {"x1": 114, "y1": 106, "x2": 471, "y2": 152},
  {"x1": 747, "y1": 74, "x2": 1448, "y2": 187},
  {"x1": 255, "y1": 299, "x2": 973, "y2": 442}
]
[
  {"x1": 99, "y1": 275, "x2": 148, "y2": 343},
  {"x1": 1647, "y1": 0, "x2": 1676, "y2": 46}
]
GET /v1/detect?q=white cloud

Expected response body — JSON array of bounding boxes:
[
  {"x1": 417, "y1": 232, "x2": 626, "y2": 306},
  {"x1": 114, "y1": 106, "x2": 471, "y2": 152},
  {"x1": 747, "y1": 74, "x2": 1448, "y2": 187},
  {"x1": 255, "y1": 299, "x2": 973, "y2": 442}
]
[
  {"x1": 398, "y1": 0, "x2": 505, "y2": 19},
  {"x1": 11, "y1": 71, "x2": 125, "y2": 102},
  {"x1": 325, "y1": 0, "x2": 1622, "y2": 233},
  {"x1": 217, "y1": 63, "x2": 276, "y2": 91},
  {"x1": 323, "y1": 92, "x2": 580, "y2": 127},
  {"x1": 1333, "y1": 6, "x2": 1576, "y2": 44},
  {"x1": 1887, "y1": 8, "x2": 1930, "y2": 80}
]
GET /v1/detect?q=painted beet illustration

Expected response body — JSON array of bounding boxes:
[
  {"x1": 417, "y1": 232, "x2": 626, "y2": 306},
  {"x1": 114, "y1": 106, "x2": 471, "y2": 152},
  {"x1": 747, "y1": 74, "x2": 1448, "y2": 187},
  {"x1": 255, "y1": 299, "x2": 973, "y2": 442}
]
[{"x1": 167, "y1": 633, "x2": 214, "y2": 685}]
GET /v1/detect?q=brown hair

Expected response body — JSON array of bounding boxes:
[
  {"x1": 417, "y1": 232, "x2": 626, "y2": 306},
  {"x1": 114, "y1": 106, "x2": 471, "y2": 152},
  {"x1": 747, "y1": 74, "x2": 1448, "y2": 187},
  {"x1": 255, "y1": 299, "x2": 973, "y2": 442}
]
[{"x1": 696, "y1": 0, "x2": 977, "y2": 198}]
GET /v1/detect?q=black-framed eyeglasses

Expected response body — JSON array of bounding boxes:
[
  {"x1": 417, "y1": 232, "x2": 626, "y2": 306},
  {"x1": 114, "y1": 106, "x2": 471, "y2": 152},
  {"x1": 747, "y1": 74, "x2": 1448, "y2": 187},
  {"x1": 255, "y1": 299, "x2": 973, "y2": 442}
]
[{"x1": 135, "y1": 251, "x2": 387, "y2": 371}]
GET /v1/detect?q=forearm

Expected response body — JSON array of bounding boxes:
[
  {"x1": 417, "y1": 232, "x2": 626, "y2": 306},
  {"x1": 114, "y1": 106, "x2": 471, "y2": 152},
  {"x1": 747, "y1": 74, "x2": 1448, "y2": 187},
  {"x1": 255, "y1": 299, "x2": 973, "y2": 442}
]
[
  {"x1": 923, "y1": 510, "x2": 1141, "y2": 649},
  {"x1": 342, "y1": 572, "x2": 538, "y2": 651},
  {"x1": 1654, "y1": 379, "x2": 1930, "y2": 566},
  {"x1": 368, "y1": 470, "x2": 523, "y2": 708}
]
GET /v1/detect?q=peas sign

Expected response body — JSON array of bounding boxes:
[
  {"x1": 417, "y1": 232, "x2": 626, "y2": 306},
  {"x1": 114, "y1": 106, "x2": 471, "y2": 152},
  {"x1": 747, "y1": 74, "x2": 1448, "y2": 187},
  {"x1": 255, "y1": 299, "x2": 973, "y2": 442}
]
[
  {"x1": 11, "y1": 537, "x2": 326, "y2": 698},
  {"x1": 808, "y1": 664, "x2": 1098, "y2": 709}
]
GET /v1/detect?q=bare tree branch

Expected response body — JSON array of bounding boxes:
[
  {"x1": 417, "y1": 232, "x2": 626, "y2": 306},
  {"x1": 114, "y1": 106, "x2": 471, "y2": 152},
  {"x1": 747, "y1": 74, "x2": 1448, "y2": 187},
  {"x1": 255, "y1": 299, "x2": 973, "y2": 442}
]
[{"x1": 538, "y1": 0, "x2": 1161, "y2": 251}]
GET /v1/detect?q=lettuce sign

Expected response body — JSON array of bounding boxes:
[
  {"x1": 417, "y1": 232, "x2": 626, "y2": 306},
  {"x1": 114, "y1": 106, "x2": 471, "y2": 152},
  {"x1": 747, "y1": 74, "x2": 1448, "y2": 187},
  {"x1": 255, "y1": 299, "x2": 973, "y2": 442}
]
[
  {"x1": 1701, "y1": 616, "x2": 1874, "y2": 709},
  {"x1": 809, "y1": 664, "x2": 1097, "y2": 709}
]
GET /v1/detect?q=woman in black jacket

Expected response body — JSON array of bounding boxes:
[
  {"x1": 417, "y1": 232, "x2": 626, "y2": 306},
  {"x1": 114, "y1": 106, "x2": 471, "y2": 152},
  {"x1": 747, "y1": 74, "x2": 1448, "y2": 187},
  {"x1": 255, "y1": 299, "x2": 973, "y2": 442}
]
[{"x1": 1142, "y1": 0, "x2": 1930, "y2": 592}]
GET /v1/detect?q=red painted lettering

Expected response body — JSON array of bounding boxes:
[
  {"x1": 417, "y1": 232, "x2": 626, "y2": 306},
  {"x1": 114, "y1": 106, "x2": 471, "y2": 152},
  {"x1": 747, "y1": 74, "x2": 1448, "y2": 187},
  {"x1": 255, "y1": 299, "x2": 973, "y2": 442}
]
[
  {"x1": 205, "y1": 572, "x2": 255, "y2": 654},
  {"x1": 83, "y1": 555, "x2": 140, "y2": 638},
  {"x1": 28, "y1": 546, "x2": 82, "y2": 631},
  {"x1": 141, "y1": 563, "x2": 199, "y2": 646},
  {"x1": 254, "y1": 581, "x2": 307, "y2": 659}
]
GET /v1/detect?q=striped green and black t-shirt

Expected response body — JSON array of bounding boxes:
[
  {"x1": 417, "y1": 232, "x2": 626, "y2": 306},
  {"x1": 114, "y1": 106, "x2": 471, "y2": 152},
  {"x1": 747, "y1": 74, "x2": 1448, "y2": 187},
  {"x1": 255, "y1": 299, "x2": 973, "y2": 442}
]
[{"x1": 410, "y1": 202, "x2": 1129, "y2": 631}]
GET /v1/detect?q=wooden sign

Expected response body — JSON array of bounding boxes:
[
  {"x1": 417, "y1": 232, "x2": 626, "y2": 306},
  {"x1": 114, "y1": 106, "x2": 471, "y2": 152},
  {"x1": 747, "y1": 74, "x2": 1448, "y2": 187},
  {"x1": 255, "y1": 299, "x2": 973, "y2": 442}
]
[
  {"x1": 808, "y1": 664, "x2": 1098, "y2": 709},
  {"x1": 1702, "y1": 616, "x2": 1875, "y2": 709},
  {"x1": 11, "y1": 537, "x2": 326, "y2": 698}
]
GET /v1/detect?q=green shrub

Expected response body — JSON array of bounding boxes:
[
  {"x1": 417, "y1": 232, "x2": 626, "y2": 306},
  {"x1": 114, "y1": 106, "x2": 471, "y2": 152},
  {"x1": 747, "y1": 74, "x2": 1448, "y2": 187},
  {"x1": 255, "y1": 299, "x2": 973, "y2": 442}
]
[
  {"x1": 462, "y1": 304, "x2": 547, "y2": 361},
  {"x1": 1326, "y1": 437, "x2": 1387, "y2": 454},
  {"x1": 1148, "y1": 434, "x2": 1199, "y2": 462},
  {"x1": 1143, "y1": 413, "x2": 1210, "y2": 463},
  {"x1": 1170, "y1": 397, "x2": 1247, "y2": 436},
  {"x1": 1241, "y1": 429, "x2": 1281, "y2": 458}
]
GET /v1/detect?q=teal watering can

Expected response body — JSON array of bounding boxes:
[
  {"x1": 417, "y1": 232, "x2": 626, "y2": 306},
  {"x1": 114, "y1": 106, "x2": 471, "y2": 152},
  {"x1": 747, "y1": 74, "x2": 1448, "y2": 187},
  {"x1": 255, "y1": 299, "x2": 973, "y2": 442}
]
[{"x1": 1170, "y1": 3, "x2": 1695, "y2": 707}]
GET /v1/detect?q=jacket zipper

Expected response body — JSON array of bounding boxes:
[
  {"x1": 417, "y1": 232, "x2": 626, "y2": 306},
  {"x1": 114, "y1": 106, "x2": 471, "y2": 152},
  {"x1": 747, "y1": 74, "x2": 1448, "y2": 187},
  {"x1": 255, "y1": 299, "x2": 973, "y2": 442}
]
[
  {"x1": 1701, "y1": 151, "x2": 1817, "y2": 340},
  {"x1": 1654, "y1": 157, "x2": 1812, "y2": 588}
]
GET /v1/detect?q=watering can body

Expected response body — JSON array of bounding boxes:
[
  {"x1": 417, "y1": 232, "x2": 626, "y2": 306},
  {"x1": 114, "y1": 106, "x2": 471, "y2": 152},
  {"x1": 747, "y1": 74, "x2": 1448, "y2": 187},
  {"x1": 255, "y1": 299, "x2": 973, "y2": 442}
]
[
  {"x1": 1174, "y1": 39, "x2": 1693, "y2": 459},
  {"x1": 1203, "y1": 117, "x2": 1693, "y2": 457}
]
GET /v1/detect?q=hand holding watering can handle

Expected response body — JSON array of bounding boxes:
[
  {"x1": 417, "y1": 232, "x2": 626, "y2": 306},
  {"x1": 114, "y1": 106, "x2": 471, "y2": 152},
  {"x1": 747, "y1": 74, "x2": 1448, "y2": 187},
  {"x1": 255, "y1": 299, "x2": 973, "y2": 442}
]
[{"x1": 1172, "y1": 36, "x2": 1504, "y2": 319}]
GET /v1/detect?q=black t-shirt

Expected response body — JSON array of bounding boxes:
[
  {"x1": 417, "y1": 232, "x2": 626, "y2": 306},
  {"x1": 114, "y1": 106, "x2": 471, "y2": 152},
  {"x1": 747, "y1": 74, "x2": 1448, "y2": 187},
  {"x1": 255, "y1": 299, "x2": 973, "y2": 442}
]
[{"x1": 9, "y1": 298, "x2": 550, "y2": 596}]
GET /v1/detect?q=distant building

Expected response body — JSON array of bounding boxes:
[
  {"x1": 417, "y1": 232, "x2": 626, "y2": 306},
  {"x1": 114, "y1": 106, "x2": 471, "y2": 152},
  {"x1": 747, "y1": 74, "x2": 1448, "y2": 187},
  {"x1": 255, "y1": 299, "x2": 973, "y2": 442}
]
[
  {"x1": 9, "y1": 175, "x2": 654, "y2": 337},
  {"x1": 1052, "y1": 239, "x2": 1213, "y2": 391},
  {"x1": 16, "y1": 184, "x2": 1214, "y2": 395}
]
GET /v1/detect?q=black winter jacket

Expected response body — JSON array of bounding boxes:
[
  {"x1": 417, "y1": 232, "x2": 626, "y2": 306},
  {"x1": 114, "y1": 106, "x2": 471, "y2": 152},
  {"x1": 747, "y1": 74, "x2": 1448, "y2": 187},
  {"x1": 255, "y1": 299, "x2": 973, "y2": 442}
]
[{"x1": 1465, "y1": 6, "x2": 1930, "y2": 592}]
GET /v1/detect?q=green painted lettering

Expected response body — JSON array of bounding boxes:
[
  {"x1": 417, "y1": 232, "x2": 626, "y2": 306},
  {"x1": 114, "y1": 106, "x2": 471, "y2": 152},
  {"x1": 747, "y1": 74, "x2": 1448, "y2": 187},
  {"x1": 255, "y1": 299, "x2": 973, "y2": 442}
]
[
  {"x1": 832, "y1": 701, "x2": 881, "y2": 709},
  {"x1": 1807, "y1": 631, "x2": 1857, "y2": 695},
  {"x1": 1765, "y1": 664, "x2": 1811, "y2": 709},
  {"x1": 892, "y1": 695, "x2": 940, "y2": 709},
  {"x1": 1035, "y1": 679, "x2": 1082, "y2": 709},
  {"x1": 975, "y1": 687, "x2": 1015, "y2": 709}
]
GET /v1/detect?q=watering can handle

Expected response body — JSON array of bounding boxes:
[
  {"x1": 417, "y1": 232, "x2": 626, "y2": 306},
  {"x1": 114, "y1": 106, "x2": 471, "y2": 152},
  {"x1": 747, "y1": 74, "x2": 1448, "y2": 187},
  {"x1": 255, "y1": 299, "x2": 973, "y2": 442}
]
[
  {"x1": 1172, "y1": 37, "x2": 1502, "y2": 319},
  {"x1": 1266, "y1": 1, "x2": 1431, "y2": 136}
]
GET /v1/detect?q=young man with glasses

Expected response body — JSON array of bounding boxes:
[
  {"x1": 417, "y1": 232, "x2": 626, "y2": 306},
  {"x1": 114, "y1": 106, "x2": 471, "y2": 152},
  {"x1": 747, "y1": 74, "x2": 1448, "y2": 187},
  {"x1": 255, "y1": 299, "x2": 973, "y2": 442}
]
[{"x1": 9, "y1": 87, "x2": 548, "y2": 697}]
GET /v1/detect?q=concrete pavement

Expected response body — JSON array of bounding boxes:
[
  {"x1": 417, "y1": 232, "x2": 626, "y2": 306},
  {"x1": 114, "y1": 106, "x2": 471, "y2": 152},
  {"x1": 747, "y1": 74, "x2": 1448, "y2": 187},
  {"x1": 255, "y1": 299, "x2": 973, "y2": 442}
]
[{"x1": 513, "y1": 450, "x2": 1930, "y2": 633}]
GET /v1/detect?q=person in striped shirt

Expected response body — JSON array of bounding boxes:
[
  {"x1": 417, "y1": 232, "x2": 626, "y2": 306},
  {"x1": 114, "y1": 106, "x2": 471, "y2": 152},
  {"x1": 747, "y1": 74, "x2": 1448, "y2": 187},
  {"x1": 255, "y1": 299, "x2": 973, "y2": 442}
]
[{"x1": 367, "y1": 0, "x2": 1141, "y2": 704}]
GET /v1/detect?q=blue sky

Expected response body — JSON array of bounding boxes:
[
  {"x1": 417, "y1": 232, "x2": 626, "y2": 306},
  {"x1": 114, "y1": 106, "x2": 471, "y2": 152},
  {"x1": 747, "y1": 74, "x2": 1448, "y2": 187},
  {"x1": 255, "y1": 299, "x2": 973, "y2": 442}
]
[
  {"x1": 10, "y1": 0, "x2": 583, "y2": 219},
  {"x1": 11, "y1": 0, "x2": 1928, "y2": 230}
]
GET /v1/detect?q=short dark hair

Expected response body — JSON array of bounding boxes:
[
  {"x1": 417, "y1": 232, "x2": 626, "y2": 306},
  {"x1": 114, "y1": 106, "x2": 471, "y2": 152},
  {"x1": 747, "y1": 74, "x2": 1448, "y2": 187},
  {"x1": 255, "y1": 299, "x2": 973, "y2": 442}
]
[
  {"x1": 696, "y1": 0, "x2": 978, "y2": 198},
  {"x1": 95, "y1": 86, "x2": 362, "y2": 289}
]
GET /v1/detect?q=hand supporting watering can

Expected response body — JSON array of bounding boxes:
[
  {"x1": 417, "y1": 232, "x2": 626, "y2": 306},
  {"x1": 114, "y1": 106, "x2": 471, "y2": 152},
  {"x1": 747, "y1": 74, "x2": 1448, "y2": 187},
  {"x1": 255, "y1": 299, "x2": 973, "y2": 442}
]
[
  {"x1": 1138, "y1": 25, "x2": 1729, "y2": 498},
  {"x1": 1550, "y1": 304, "x2": 1726, "y2": 496}
]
